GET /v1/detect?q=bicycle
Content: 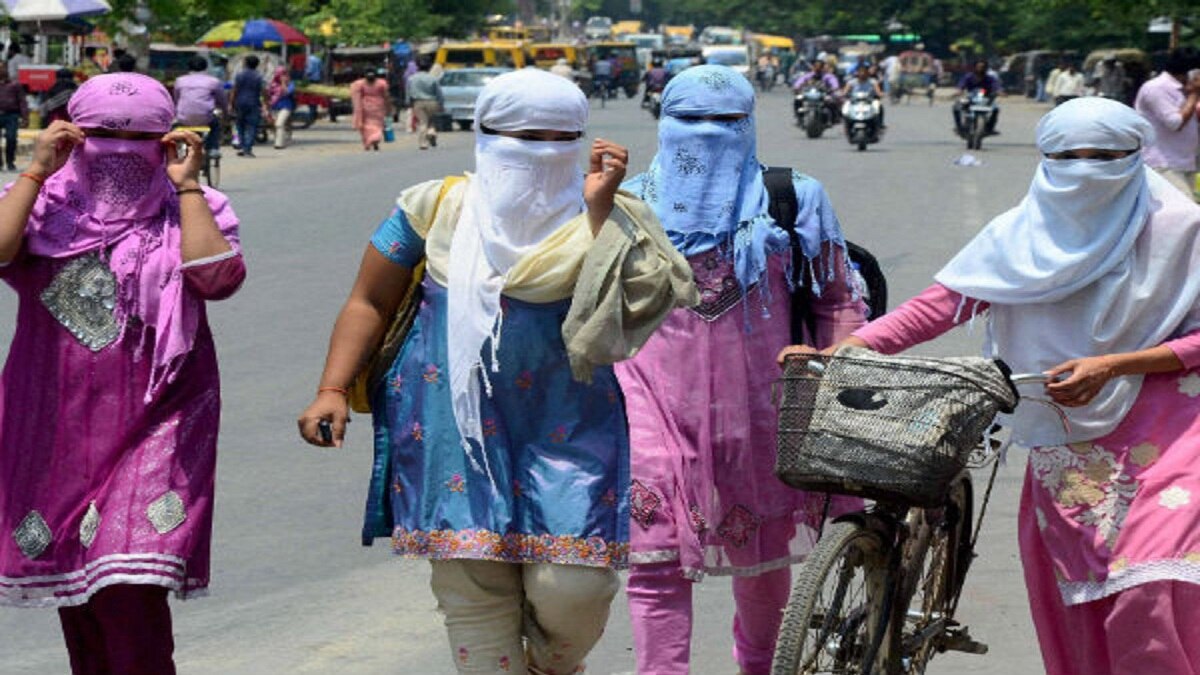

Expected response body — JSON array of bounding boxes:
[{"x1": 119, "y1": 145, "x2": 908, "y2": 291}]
[
  {"x1": 770, "y1": 348, "x2": 1031, "y2": 675},
  {"x1": 176, "y1": 124, "x2": 221, "y2": 189}
]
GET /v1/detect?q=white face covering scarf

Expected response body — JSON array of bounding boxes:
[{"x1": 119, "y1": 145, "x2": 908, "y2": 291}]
[
  {"x1": 935, "y1": 97, "x2": 1200, "y2": 445},
  {"x1": 447, "y1": 69, "x2": 587, "y2": 458}
]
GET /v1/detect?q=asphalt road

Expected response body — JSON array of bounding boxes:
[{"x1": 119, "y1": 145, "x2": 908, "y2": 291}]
[{"x1": 0, "y1": 88, "x2": 1052, "y2": 674}]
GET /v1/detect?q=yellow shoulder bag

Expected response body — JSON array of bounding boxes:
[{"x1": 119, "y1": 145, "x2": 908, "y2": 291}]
[{"x1": 348, "y1": 176, "x2": 462, "y2": 413}]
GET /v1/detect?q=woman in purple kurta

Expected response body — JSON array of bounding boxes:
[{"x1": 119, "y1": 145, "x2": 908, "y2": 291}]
[{"x1": 0, "y1": 74, "x2": 244, "y2": 674}]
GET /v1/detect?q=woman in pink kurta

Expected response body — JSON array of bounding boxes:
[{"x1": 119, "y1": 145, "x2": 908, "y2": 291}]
[
  {"x1": 617, "y1": 66, "x2": 866, "y2": 675},
  {"x1": 351, "y1": 70, "x2": 391, "y2": 151},
  {"x1": 784, "y1": 98, "x2": 1200, "y2": 674},
  {"x1": 0, "y1": 74, "x2": 245, "y2": 674}
]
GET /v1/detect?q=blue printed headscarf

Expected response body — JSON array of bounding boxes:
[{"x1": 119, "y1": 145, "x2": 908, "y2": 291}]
[{"x1": 626, "y1": 65, "x2": 788, "y2": 293}]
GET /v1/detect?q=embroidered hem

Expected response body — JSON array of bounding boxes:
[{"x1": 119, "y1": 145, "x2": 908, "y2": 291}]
[
  {"x1": 0, "y1": 552, "x2": 206, "y2": 608},
  {"x1": 1059, "y1": 557, "x2": 1200, "y2": 606},
  {"x1": 391, "y1": 527, "x2": 629, "y2": 568}
]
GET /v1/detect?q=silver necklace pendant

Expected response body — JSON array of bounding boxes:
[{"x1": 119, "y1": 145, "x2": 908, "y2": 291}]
[{"x1": 40, "y1": 253, "x2": 121, "y2": 351}]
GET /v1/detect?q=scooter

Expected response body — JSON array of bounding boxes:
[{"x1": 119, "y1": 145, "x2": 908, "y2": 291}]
[
  {"x1": 842, "y1": 91, "x2": 882, "y2": 151},
  {"x1": 647, "y1": 89, "x2": 662, "y2": 119},
  {"x1": 794, "y1": 84, "x2": 835, "y2": 139},
  {"x1": 955, "y1": 88, "x2": 997, "y2": 150}
]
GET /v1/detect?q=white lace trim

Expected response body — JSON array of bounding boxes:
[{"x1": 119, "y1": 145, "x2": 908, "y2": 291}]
[
  {"x1": 1059, "y1": 557, "x2": 1200, "y2": 606},
  {"x1": 0, "y1": 552, "x2": 203, "y2": 608},
  {"x1": 628, "y1": 549, "x2": 679, "y2": 565}
]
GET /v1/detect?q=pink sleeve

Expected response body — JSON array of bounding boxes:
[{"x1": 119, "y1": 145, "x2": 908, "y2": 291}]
[
  {"x1": 1164, "y1": 331, "x2": 1200, "y2": 371},
  {"x1": 852, "y1": 283, "x2": 988, "y2": 354},
  {"x1": 182, "y1": 252, "x2": 246, "y2": 300},
  {"x1": 807, "y1": 242, "x2": 868, "y2": 348}
]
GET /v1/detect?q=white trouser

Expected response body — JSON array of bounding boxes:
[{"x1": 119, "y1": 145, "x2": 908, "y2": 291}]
[
  {"x1": 429, "y1": 559, "x2": 619, "y2": 674},
  {"x1": 273, "y1": 107, "x2": 292, "y2": 149}
]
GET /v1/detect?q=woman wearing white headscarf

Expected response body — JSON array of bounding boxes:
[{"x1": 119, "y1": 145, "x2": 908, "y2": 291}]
[
  {"x1": 297, "y1": 69, "x2": 693, "y2": 673},
  {"x1": 782, "y1": 97, "x2": 1200, "y2": 674}
]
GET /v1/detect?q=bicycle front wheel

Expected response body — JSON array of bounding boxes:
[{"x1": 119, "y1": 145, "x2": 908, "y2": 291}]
[{"x1": 772, "y1": 521, "x2": 890, "y2": 675}]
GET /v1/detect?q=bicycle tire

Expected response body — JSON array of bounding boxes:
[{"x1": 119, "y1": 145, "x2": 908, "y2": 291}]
[
  {"x1": 898, "y1": 478, "x2": 973, "y2": 674},
  {"x1": 206, "y1": 156, "x2": 221, "y2": 189},
  {"x1": 772, "y1": 521, "x2": 890, "y2": 675}
]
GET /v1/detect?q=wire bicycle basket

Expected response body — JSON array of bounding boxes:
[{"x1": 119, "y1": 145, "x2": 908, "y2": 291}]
[{"x1": 775, "y1": 347, "x2": 1019, "y2": 506}]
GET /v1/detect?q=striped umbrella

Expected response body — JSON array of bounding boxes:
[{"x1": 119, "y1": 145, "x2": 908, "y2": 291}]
[
  {"x1": 197, "y1": 19, "x2": 310, "y2": 48},
  {"x1": 1, "y1": 0, "x2": 111, "y2": 21}
]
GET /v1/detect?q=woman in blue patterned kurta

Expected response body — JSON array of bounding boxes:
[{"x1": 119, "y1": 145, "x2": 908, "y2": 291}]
[{"x1": 298, "y1": 69, "x2": 665, "y2": 674}]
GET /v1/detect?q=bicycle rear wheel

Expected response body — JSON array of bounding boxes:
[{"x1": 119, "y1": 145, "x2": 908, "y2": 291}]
[
  {"x1": 772, "y1": 521, "x2": 890, "y2": 675},
  {"x1": 205, "y1": 155, "x2": 221, "y2": 189},
  {"x1": 898, "y1": 478, "x2": 973, "y2": 674}
]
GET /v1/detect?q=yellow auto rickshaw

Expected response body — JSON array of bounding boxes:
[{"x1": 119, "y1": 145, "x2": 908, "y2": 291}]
[{"x1": 436, "y1": 41, "x2": 527, "y2": 70}]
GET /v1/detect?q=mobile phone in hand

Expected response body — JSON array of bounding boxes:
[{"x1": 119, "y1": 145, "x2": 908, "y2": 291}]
[{"x1": 318, "y1": 420, "x2": 333, "y2": 445}]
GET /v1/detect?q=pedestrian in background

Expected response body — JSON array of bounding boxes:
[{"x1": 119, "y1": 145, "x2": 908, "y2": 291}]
[
  {"x1": 405, "y1": 61, "x2": 442, "y2": 150},
  {"x1": 230, "y1": 54, "x2": 264, "y2": 157},
  {"x1": 618, "y1": 65, "x2": 866, "y2": 675},
  {"x1": 1134, "y1": 47, "x2": 1200, "y2": 201},
  {"x1": 0, "y1": 72, "x2": 245, "y2": 675},
  {"x1": 1053, "y1": 62, "x2": 1086, "y2": 106},
  {"x1": 5, "y1": 43, "x2": 30, "y2": 80},
  {"x1": 298, "y1": 68, "x2": 693, "y2": 675},
  {"x1": 173, "y1": 56, "x2": 226, "y2": 156},
  {"x1": 0, "y1": 68, "x2": 27, "y2": 171},
  {"x1": 787, "y1": 97, "x2": 1200, "y2": 675},
  {"x1": 350, "y1": 67, "x2": 392, "y2": 151},
  {"x1": 267, "y1": 66, "x2": 295, "y2": 150}
]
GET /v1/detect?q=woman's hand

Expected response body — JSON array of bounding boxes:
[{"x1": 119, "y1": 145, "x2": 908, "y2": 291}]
[
  {"x1": 776, "y1": 335, "x2": 869, "y2": 367},
  {"x1": 161, "y1": 129, "x2": 204, "y2": 189},
  {"x1": 584, "y1": 138, "x2": 628, "y2": 233},
  {"x1": 28, "y1": 121, "x2": 84, "y2": 178},
  {"x1": 297, "y1": 391, "x2": 351, "y2": 448},
  {"x1": 1045, "y1": 356, "x2": 1117, "y2": 407}
]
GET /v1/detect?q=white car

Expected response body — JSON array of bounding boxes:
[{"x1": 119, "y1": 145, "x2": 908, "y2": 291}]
[
  {"x1": 584, "y1": 16, "x2": 612, "y2": 40},
  {"x1": 439, "y1": 67, "x2": 513, "y2": 131},
  {"x1": 702, "y1": 46, "x2": 752, "y2": 77}
]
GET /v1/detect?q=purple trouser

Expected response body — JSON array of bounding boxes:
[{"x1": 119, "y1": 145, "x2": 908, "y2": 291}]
[
  {"x1": 57, "y1": 584, "x2": 176, "y2": 675},
  {"x1": 627, "y1": 561, "x2": 792, "y2": 674}
]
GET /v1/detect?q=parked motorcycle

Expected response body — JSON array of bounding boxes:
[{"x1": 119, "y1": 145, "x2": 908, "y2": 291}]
[
  {"x1": 794, "y1": 84, "x2": 835, "y2": 139},
  {"x1": 954, "y1": 88, "x2": 997, "y2": 150},
  {"x1": 842, "y1": 91, "x2": 882, "y2": 151}
]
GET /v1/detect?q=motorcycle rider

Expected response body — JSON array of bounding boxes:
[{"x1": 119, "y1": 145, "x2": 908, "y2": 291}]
[
  {"x1": 954, "y1": 59, "x2": 1001, "y2": 136},
  {"x1": 793, "y1": 59, "x2": 842, "y2": 122},
  {"x1": 841, "y1": 64, "x2": 885, "y2": 129},
  {"x1": 643, "y1": 59, "x2": 669, "y2": 105}
]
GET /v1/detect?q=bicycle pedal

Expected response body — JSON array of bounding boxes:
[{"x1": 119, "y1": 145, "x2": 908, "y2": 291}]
[{"x1": 943, "y1": 630, "x2": 988, "y2": 654}]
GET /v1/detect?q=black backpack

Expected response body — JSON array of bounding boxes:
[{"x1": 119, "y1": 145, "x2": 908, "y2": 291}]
[{"x1": 762, "y1": 166, "x2": 887, "y2": 344}]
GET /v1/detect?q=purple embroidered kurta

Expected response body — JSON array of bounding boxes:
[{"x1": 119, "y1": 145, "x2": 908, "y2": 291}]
[
  {"x1": 0, "y1": 193, "x2": 244, "y2": 608},
  {"x1": 616, "y1": 248, "x2": 865, "y2": 579}
]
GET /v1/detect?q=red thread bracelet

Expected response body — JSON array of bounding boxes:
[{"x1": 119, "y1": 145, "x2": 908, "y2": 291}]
[
  {"x1": 318, "y1": 386, "x2": 349, "y2": 397},
  {"x1": 19, "y1": 172, "x2": 45, "y2": 186}
]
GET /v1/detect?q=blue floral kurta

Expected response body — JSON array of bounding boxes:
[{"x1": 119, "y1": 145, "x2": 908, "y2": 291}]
[{"x1": 361, "y1": 210, "x2": 630, "y2": 568}]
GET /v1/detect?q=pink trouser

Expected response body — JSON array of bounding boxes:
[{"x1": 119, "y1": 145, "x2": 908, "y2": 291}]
[
  {"x1": 627, "y1": 561, "x2": 791, "y2": 675},
  {"x1": 1021, "y1": 481, "x2": 1200, "y2": 675},
  {"x1": 57, "y1": 584, "x2": 176, "y2": 675}
]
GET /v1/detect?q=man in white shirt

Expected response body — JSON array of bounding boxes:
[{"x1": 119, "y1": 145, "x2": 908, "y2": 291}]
[
  {"x1": 6, "y1": 44, "x2": 30, "y2": 80},
  {"x1": 1053, "y1": 63, "x2": 1086, "y2": 105}
]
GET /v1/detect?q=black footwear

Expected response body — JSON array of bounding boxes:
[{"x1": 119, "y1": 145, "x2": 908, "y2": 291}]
[
  {"x1": 5, "y1": 164, "x2": 15, "y2": 171},
  {"x1": 236, "y1": 150, "x2": 245, "y2": 156},
  {"x1": 244, "y1": 151, "x2": 256, "y2": 158},
  {"x1": 429, "y1": 135, "x2": 437, "y2": 148}
]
